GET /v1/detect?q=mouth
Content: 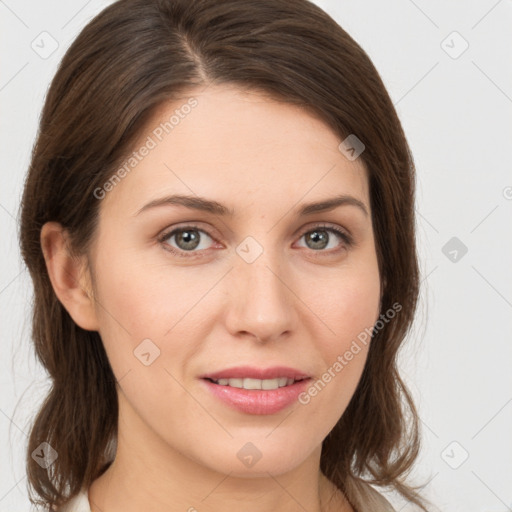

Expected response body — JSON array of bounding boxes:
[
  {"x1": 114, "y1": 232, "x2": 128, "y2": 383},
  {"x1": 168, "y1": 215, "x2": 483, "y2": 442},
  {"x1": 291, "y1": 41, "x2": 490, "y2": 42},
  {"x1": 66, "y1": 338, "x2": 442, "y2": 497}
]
[
  {"x1": 203, "y1": 376, "x2": 310, "y2": 390},
  {"x1": 199, "y1": 365, "x2": 313, "y2": 414}
]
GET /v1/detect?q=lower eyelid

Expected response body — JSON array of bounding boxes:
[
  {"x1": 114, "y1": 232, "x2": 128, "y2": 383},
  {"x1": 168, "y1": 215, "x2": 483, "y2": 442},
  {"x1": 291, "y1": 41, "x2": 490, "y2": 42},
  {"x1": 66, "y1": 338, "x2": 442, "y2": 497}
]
[{"x1": 159, "y1": 225, "x2": 351, "y2": 255}]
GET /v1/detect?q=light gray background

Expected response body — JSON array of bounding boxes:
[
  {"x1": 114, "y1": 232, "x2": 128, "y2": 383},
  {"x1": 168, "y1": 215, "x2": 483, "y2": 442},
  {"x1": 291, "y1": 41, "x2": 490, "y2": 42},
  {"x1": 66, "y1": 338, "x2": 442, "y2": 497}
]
[{"x1": 1, "y1": 1, "x2": 511, "y2": 511}]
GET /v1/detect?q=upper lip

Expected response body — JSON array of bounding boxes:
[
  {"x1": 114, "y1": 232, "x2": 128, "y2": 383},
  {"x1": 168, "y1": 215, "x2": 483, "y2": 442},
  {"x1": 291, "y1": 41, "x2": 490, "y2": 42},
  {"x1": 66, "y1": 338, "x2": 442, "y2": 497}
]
[{"x1": 200, "y1": 366, "x2": 311, "y2": 381}]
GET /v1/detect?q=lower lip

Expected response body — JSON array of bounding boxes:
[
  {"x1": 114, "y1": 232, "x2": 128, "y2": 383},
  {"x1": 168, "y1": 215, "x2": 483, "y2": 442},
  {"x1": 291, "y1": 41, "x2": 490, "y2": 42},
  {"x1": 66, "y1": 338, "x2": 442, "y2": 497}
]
[{"x1": 201, "y1": 378, "x2": 311, "y2": 415}]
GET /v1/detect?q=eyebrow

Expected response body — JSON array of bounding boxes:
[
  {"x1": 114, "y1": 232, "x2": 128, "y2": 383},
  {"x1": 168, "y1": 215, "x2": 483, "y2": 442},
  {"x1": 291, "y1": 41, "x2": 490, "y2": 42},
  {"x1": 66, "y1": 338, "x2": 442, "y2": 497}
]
[{"x1": 134, "y1": 193, "x2": 369, "y2": 217}]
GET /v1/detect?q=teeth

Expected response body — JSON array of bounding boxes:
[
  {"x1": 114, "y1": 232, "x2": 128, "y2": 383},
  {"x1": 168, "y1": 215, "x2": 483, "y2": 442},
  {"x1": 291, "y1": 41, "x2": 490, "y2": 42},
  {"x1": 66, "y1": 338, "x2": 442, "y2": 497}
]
[{"x1": 212, "y1": 377, "x2": 299, "y2": 390}]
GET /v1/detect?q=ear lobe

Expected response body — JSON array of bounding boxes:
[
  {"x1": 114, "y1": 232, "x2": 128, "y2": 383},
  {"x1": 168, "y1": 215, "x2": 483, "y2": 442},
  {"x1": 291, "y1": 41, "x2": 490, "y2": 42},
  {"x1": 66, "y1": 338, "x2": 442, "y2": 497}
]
[{"x1": 40, "y1": 222, "x2": 99, "y2": 331}]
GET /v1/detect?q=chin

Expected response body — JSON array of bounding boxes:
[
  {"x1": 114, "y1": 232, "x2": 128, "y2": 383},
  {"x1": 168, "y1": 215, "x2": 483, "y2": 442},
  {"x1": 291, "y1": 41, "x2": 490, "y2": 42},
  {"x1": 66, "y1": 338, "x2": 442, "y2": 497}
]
[{"x1": 191, "y1": 437, "x2": 319, "y2": 478}]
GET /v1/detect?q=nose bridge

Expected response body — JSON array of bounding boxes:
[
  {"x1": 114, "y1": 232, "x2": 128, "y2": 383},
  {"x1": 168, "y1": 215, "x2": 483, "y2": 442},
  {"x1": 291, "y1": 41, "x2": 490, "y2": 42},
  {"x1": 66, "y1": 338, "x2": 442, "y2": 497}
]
[{"x1": 226, "y1": 235, "x2": 297, "y2": 341}]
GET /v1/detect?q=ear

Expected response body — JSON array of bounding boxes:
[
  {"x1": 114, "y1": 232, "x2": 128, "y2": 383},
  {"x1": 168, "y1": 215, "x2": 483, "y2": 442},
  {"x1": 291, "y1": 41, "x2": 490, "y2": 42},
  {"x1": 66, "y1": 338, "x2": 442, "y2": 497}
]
[{"x1": 40, "y1": 222, "x2": 99, "y2": 331}]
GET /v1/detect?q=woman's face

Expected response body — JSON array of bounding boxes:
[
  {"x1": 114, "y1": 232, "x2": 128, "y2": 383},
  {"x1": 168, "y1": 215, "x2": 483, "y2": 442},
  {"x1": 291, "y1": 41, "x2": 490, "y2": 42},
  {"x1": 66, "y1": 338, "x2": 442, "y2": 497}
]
[{"x1": 86, "y1": 84, "x2": 381, "y2": 476}]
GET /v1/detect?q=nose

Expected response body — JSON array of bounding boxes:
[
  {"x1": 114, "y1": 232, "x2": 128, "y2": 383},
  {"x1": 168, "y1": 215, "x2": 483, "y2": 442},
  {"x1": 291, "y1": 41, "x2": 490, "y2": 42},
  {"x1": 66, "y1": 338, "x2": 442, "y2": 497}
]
[{"x1": 224, "y1": 250, "x2": 299, "y2": 344}]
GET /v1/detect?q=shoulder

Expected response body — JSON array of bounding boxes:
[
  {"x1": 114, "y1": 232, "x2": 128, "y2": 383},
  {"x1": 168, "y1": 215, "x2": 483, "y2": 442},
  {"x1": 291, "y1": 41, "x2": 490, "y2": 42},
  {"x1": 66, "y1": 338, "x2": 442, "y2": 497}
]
[
  {"x1": 344, "y1": 477, "x2": 396, "y2": 512},
  {"x1": 56, "y1": 488, "x2": 91, "y2": 512}
]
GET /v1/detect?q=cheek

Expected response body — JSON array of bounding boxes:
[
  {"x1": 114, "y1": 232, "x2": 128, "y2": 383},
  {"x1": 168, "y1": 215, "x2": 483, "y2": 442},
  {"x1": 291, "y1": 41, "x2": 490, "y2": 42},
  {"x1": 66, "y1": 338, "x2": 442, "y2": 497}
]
[
  {"x1": 89, "y1": 246, "x2": 167, "y2": 374},
  {"x1": 332, "y1": 275, "x2": 380, "y2": 342},
  {"x1": 90, "y1": 248, "x2": 214, "y2": 387},
  {"x1": 311, "y1": 258, "x2": 381, "y2": 350},
  {"x1": 299, "y1": 258, "x2": 380, "y2": 410}
]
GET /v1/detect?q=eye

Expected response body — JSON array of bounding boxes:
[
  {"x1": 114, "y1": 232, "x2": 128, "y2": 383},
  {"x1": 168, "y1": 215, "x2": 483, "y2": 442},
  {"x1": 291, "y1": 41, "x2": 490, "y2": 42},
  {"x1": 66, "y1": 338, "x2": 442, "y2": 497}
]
[
  {"x1": 157, "y1": 223, "x2": 353, "y2": 258},
  {"x1": 296, "y1": 224, "x2": 352, "y2": 253},
  {"x1": 158, "y1": 224, "x2": 215, "y2": 257}
]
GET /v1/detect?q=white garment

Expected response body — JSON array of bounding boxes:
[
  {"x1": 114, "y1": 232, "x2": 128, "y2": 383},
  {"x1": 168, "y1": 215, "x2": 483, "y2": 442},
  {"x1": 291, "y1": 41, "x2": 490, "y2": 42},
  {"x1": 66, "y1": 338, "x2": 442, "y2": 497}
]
[{"x1": 58, "y1": 488, "x2": 90, "y2": 512}]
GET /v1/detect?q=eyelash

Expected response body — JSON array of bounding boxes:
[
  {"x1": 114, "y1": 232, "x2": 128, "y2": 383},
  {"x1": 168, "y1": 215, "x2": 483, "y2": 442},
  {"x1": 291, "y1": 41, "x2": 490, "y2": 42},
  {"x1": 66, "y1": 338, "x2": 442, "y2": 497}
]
[{"x1": 157, "y1": 223, "x2": 353, "y2": 259}]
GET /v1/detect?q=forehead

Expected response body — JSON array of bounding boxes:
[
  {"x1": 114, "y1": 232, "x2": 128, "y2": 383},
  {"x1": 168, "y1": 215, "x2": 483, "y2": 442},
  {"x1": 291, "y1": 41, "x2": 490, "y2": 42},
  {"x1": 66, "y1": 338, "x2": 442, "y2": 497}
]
[{"x1": 99, "y1": 85, "x2": 369, "y2": 218}]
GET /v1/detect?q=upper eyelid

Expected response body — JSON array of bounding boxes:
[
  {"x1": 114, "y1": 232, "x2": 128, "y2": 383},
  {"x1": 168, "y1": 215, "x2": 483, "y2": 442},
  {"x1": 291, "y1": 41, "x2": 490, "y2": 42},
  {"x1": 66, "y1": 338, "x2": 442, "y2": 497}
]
[{"x1": 159, "y1": 222, "x2": 351, "y2": 246}]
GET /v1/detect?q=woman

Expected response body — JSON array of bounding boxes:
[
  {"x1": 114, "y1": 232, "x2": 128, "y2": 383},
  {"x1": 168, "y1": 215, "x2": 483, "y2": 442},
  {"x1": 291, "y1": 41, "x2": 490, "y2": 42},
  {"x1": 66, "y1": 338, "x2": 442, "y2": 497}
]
[{"x1": 19, "y1": 0, "x2": 431, "y2": 510}]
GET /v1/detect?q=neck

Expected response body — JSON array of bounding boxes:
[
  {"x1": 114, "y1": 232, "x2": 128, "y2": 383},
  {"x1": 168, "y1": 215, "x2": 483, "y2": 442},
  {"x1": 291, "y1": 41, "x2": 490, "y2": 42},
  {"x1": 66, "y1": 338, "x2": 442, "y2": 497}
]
[{"x1": 89, "y1": 449, "x2": 349, "y2": 512}]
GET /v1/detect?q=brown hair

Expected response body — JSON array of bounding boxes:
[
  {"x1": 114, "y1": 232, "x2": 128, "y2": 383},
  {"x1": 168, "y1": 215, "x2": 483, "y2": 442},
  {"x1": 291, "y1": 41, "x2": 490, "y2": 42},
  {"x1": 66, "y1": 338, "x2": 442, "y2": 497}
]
[{"x1": 19, "y1": 0, "x2": 428, "y2": 510}]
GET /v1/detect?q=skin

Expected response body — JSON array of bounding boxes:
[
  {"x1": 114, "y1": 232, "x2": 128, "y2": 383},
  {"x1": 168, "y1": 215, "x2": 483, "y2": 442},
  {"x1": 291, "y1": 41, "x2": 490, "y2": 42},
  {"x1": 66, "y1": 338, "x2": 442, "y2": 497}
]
[{"x1": 41, "y1": 84, "x2": 381, "y2": 512}]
